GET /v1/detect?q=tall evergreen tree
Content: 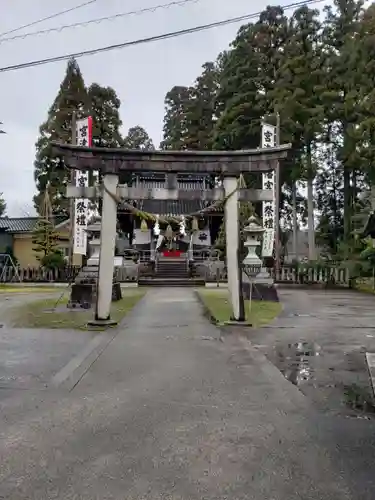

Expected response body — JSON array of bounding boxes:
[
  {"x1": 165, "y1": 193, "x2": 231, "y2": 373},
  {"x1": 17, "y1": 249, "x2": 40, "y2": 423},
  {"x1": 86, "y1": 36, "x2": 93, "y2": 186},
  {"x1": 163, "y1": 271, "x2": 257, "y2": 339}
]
[
  {"x1": 160, "y1": 86, "x2": 193, "y2": 150},
  {"x1": 254, "y1": 5, "x2": 290, "y2": 116},
  {"x1": 315, "y1": 132, "x2": 344, "y2": 256},
  {"x1": 322, "y1": 0, "x2": 364, "y2": 242},
  {"x1": 33, "y1": 58, "x2": 89, "y2": 216},
  {"x1": 354, "y1": 3, "x2": 375, "y2": 186},
  {"x1": 213, "y1": 23, "x2": 261, "y2": 151},
  {"x1": 272, "y1": 5, "x2": 325, "y2": 260},
  {"x1": 88, "y1": 83, "x2": 123, "y2": 148},
  {"x1": 123, "y1": 126, "x2": 154, "y2": 150},
  {"x1": 184, "y1": 62, "x2": 220, "y2": 150}
]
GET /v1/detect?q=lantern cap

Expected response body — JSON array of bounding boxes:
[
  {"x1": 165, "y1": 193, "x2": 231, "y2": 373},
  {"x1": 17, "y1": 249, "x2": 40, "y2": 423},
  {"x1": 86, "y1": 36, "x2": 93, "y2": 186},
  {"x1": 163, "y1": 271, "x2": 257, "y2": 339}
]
[{"x1": 243, "y1": 215, "x2": 264, "y2": 234}]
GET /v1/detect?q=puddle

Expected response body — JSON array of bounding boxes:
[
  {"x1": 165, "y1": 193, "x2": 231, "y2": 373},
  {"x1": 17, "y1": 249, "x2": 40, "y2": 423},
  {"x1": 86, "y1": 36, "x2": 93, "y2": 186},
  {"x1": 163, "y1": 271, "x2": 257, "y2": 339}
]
[{"x1": 274, "y1": 341, "x2": 321, "y2": 386}]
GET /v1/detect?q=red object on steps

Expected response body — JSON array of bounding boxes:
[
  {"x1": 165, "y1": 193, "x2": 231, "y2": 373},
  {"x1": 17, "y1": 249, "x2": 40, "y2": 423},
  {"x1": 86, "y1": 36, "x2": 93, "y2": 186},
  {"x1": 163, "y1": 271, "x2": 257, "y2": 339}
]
[{"x1": 162, "y1": 250, "x2": 182, "y2": 258}]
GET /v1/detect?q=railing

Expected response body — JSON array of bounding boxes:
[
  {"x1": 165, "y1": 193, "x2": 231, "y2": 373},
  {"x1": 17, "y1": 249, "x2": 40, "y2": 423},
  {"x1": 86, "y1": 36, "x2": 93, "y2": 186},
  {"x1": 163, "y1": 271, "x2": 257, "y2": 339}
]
[
  {"x1": 122, "y1": 249, "x2": 152, "y2": 263},
  {"x1": 0, "y1": 262, "x2": 351, "y2": 287},
  {"x1": 272, "y1": 264, "x2": 350, "y2": 285},
  {"x1": 114, "y1": 266, "x2": 139, "y2": 282},
  {"x1": 0, "y1": 265, "x2": 81, "y2": 283},
  {"x1": 193, "y1": 249, "x2": 221, "y2": 262},
  {"x1": 202, "y1": 263, "x2": 351, "y2": 287}
]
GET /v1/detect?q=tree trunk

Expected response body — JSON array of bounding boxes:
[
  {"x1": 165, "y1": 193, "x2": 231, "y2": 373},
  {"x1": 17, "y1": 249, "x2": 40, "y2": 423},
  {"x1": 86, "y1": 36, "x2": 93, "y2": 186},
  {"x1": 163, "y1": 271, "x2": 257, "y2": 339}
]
[
  {"x1": 306, "y1": 144, "x2": 316, "y2": 261},
  {"x1": 292, "y1": 181, "x2": 298, "y2": 261},
  {"x1": 343, "y1": 168, "x2": 351, "y2": 241},
  {"x1": 343, "y1": 127, "x2": 354, "y2": 242}
]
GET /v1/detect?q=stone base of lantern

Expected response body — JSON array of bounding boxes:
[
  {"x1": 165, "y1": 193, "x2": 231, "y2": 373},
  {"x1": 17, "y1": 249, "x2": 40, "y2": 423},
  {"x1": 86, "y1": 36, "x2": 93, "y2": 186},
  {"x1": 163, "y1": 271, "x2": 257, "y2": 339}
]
[
  {"x1": 68, "y1": 264, "x2": 122, "y2": 309},
  {"x1": 224, "y1": 320, "x2": 253, "y2": 327}
]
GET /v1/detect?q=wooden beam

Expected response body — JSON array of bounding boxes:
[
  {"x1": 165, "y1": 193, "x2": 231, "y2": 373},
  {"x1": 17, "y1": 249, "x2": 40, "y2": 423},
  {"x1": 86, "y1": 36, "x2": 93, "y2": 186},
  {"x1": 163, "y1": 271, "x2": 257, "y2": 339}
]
[
  {"x1": 66, "y1": 185, "x2": 274, "y2": 202},
  {"x1": 52, "y1": 142, "x2": 291, "y2": 175}
]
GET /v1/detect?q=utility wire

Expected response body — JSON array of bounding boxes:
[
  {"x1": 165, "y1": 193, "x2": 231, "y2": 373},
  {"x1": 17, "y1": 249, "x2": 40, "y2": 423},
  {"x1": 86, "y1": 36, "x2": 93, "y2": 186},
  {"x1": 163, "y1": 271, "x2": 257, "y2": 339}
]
[
  {"x1": 0, "y1": 0, "x2": 200, "y2": 43},
  {"x1": 0, "y1": 0, "x2": 99, "y2": 38},
  {"x1": 0, "y1": 0, "x2": 326, "y2": 74}
]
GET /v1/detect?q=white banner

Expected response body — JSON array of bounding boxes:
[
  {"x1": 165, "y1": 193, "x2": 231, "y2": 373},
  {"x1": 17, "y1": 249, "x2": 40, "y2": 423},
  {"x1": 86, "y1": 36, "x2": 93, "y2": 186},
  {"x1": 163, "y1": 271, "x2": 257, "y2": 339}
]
[
  {"x1": 73, "y1": 116, "x2": 92, "y2": 255},
  {"x1": 261, "y1": 123, "x2": 276, "y2": 257}
]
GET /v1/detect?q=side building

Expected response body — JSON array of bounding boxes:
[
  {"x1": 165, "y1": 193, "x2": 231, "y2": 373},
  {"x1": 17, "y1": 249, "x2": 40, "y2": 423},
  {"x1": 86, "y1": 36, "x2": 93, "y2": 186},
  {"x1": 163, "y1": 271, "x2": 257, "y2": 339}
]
[{"x1": 0, "y1": 216, "x2": 70, "y2": 267}]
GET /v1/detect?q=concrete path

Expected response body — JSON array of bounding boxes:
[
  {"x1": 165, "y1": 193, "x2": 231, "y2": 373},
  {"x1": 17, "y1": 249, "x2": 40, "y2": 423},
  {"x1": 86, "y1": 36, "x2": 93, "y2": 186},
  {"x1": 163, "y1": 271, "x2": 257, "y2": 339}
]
[
  {"x1": 249, "y1": 288, "x2": 375, "y2": 415},
  {"x1": 0, "y1": 288, "x2": 374, "y2": 499},
  {"x1": 0, "y1": 292, "x2": 98, "y2": 402}
]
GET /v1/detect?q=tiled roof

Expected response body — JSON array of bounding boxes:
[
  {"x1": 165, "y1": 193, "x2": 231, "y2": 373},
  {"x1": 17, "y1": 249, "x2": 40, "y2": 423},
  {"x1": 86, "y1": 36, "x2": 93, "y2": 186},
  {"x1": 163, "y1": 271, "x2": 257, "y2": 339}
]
[
  {"x1": 139, "y1": 200, "x2": 204, "y2": 216},
  {"x1": 0, "y1": 216, "x2": 68, "y2": 233}
]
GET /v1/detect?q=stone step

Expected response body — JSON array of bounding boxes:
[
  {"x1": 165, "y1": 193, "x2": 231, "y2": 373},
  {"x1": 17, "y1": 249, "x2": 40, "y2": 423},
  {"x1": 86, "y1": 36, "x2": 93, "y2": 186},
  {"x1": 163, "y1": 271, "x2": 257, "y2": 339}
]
[
  {"x1": 156, "y1": 267, "x2": 189, "y2": 272},
  {"x1": 138, "y1": 278, "x2": 205, "y2": 287}
]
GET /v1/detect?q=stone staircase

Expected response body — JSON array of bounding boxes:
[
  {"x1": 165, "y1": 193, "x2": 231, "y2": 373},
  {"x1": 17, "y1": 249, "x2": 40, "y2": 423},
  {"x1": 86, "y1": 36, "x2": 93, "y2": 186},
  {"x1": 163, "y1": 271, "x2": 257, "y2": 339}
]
[{"x1": 138, "y1": 258, "x2": 205, "y2": 287}]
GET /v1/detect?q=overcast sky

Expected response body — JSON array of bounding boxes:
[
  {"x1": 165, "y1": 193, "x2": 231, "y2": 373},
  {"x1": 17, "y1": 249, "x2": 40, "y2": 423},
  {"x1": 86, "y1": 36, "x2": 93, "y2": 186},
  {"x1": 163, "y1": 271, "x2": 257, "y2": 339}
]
[{"x1": 0, "y1": 0, "x2": 332, "y2": 216}]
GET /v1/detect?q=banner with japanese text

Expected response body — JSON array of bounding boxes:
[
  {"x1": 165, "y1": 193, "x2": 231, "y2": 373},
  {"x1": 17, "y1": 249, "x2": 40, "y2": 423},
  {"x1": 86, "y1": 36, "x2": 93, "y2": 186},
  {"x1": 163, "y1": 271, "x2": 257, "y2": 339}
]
[
  {"x1": 261, "y1": 123, "x2": 276, "y2": 257},
  {"x1": 73, "y1": 116, "x2": 92, "y2": 255}
]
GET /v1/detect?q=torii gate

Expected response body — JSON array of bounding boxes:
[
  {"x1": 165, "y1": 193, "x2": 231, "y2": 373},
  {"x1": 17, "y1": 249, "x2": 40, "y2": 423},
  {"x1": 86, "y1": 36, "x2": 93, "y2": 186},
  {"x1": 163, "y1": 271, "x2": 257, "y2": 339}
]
[{"x1": 52, "y1": 143, "x2": 290, "y2": 325}]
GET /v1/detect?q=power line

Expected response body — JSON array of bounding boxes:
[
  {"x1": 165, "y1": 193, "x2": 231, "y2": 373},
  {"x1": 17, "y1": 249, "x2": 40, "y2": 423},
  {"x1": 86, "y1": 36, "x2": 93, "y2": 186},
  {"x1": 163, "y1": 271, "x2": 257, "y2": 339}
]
[
  {"x1": 0, "y1": 0, "x2": 200, "y2": 43},
  {"x1": 0, "y1": 0, "x2": 98, "y2": 38},
  {"x1": 0, "y1": 0, "x2": 326, "y2": 74}
]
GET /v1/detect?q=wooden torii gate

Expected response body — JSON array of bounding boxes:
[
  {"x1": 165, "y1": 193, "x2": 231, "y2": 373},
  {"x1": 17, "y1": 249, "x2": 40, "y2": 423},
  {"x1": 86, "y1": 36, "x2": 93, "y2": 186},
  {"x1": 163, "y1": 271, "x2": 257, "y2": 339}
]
[{"x1": 52, "y1": 143, "x2": 290, "y2": 325}]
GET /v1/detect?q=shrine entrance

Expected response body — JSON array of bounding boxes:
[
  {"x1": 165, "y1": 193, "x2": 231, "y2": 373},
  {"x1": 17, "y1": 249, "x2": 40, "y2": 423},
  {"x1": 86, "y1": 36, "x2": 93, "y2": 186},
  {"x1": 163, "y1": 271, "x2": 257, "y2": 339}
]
[{"x1": 53, "y1": 143, "x2": 290, "y2": 325}]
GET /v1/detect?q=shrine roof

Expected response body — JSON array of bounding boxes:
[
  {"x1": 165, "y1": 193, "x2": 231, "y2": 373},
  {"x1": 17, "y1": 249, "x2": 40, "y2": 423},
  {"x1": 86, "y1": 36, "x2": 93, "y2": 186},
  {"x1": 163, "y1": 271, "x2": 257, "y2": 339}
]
[{"x1": 140, "y1": 200, "x2": 204, "y2": 217}]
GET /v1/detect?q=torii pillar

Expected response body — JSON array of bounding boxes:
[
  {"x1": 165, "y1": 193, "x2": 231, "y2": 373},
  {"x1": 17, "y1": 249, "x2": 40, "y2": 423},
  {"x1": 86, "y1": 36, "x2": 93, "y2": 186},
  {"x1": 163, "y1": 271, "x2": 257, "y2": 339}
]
[
  {"x1": 91, "y1": 172, "x2": 119, "y2": 325},
  {"x1": 223, "y1": 176, "x2": 245, "y2": 321}
]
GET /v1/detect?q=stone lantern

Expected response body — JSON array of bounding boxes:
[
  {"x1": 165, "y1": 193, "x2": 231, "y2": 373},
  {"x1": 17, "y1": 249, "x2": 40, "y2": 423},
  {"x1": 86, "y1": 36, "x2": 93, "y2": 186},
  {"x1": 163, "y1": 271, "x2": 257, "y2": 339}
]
[
  {"x1": 243, "y1": 215, "x2": 264, "y2": 272},
  {"x1": 86, "y1": 217, "x2": 124, "y2": 267},
  {"x1": 86, "y1": 218, "x2": 101, "y2": 266},
  {"x1": 242, "y1": 215, "x2": 277, "y2": 301}
]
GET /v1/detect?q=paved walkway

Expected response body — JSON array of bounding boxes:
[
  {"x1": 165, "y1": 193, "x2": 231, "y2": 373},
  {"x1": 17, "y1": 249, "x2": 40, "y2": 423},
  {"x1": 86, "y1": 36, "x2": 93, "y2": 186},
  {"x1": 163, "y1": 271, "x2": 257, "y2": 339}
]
[
  {"x1": 249, "y1": 288, "x2": 375, "y2": 415},
  {"x1": 0, "y1": 292, "x2": 97, "y2": 401},
  {"x1": 0, "y1": 288, "x2": 374, "y2": 499}
]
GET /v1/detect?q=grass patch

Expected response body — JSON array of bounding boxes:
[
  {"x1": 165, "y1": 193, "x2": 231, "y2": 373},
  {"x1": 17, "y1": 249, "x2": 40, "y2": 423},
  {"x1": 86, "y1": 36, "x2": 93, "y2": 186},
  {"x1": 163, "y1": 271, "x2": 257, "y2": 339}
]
[
  {"x1": 354, "y1": 279, "x2": 375, "y2": 295},
  {"x1": 4, "y1": 289, "x2": 146, "y2": 330},
  {"x1": 197, "y1": 289, "x2": 281, "y2": 327},
  {"x1": 0, "y1": 285, "x2": 60, "y2": 293}
]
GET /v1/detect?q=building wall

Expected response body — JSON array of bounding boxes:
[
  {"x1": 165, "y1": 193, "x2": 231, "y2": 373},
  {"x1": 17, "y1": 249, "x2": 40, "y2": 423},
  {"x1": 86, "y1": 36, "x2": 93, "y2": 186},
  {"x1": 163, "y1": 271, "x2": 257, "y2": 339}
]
[
  {"x1": 13, "y1": 231, "x2": 71, "y2": 268},
  {"x1": 0, "y1": 231, "x2": 13, "y2": 254},
  {"x1": 13, "y1": 235, "x2": 38, "y2": 267}
]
